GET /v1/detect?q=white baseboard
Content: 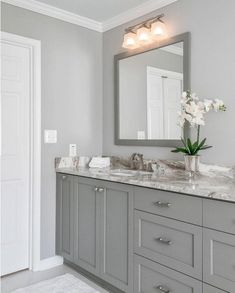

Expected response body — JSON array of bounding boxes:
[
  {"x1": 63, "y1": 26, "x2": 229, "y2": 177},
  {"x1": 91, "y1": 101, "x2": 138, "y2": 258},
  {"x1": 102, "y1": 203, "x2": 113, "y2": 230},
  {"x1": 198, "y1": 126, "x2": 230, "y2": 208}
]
[{"x1": 33, "y1": 255, "x2": 64, "y2": 271}]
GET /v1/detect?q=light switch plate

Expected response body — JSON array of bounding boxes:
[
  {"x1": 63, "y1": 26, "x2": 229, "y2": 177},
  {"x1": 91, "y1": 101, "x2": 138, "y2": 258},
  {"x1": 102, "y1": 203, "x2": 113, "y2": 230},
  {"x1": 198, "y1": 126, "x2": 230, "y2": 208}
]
[{"x1": 44, "y1": 130, "x2": 57, "y2": 143}]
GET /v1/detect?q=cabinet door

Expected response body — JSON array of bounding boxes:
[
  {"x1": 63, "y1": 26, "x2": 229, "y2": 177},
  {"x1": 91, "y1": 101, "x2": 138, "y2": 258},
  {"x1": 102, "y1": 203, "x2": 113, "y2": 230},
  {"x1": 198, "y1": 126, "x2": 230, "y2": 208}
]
[
  {"x1": 203, "y1": 228, "x2": 235, "y2": 292},
  {"x1": 99, "y1": 181, "x2": 133, "y2": 293},
  {"x1": 73, "y1": 177, "x2": 99, "y2": 276},
  {"x1": 56, "y1": 173, "x2": 74, "y2": 262}
]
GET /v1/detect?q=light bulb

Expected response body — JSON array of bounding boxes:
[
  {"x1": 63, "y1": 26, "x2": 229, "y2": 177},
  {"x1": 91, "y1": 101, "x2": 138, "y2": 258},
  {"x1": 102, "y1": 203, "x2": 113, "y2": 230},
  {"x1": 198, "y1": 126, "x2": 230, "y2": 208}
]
[
  {"x1": 122, "y1": 32, "x2": 138, "y2": 49},
  {"x1": 136, "y1": 27, "x2": 151, "y2": 45},
  {"x1": 151, "y1": 20, "x2": 167, "y2": 39}
]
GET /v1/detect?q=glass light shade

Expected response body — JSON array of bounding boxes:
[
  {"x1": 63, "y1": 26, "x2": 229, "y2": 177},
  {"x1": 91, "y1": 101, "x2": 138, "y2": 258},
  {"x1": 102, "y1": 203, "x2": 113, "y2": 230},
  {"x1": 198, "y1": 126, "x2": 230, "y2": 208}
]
[
  {"x1": 151, "y1": 20, "x2": 167, "y2": 39},
  {"x1": 136, "y1": 27, "x2": 151, "y2": 45},
  {"x1": 122, "y1": 32, "x2": 138, "y2": 49}
]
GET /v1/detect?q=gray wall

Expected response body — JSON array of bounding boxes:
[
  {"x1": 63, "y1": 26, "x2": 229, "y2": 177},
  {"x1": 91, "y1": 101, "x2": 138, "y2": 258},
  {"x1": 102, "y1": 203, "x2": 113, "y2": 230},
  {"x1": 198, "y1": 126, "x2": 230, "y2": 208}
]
[
  {"x1": 103, "y1": 0, "x2": 235, "y2": 166},
  {"x1": 119, "y1": 48, "x2": 183, "y2": 138},
  {"x1": 1, "y1": 3, "x2": 103, "y2": 259}
]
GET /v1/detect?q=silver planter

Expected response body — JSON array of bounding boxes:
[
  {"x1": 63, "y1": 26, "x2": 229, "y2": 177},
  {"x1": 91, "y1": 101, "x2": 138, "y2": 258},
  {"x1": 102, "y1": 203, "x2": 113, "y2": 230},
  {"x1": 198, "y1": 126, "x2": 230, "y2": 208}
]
[{"x1": 184, "y1": 155, "x2": 200, "y2": 175}]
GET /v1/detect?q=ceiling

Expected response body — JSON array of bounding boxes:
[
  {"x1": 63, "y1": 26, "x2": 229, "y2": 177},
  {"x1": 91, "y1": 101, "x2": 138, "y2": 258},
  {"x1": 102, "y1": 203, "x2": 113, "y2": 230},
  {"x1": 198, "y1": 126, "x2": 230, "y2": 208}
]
[{"x1": 35, "y1": 0, "x2": 157, "y2": 22}]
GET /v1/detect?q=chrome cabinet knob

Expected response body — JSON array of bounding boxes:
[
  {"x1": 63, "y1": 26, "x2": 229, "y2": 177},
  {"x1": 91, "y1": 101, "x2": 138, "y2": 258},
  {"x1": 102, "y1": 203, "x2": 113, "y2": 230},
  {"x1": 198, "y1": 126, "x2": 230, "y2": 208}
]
[
  {"x1": 94, "y1": 187, "x2": 105, "y2": 192},
  {"x1": 156, "y1": 285, "x2": 171, "y2": 293},
  {"x1": 156, "y1": 237, "x2": 172, "y2": 245},
  {"x1": 154, "y1": 201, "x2": 171, "y2": 208},
  {"x1": 62, "y1": 175, "x2": 67, "y2": 180}
]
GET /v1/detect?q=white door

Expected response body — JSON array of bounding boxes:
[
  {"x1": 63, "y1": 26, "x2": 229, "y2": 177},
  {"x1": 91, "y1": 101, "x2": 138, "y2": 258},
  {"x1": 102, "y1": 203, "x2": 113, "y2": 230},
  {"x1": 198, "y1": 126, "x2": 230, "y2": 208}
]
[
  {"x1": 1, "y1": 39, "x2": 31, "y2": 275},
  {"x1": 164, "y1": 77, "x2": 183, "y2": 139},
  {"x1": 147, "y1": 72, "x2": 164, "y2": 139},
  {"x1": 147, "y1": 67, "x2": 183, "y2": 139}
]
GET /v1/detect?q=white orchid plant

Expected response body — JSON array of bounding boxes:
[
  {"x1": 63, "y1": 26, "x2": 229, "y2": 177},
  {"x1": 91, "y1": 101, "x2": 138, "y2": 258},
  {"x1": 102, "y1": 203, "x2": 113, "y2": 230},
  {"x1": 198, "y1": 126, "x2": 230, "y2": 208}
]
[{"x1": 172, "y1": 90, "x2": 226, "y2": 156}]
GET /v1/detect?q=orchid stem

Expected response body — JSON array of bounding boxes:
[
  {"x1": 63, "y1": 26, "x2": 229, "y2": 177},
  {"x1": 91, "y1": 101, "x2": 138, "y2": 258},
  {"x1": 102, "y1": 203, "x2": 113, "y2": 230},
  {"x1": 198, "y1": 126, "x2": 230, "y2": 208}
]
[{"x1": 197, "y1": 125, "x2": 200, "y2": 143}]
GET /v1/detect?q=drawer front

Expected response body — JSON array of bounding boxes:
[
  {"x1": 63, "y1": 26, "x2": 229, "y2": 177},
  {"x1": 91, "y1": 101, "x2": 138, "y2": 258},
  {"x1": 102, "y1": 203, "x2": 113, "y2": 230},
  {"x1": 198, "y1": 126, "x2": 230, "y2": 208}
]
[
  {"x1": 134, "y1": 211, "x2": 202, "y2": 279},
  {"x1": 203, "y1": 229, "x2": 235, "y2": 292},
  {"x1": 203, "y1": 199, "x2": 235, "y2": 235},
  {"x1": 134, "y1": 187, "x2": 202, "y2": 225},
  {"x1": 134, "y1": 255, "x2": 202, "y2": 293},
  {"x1": 203, "y1": 284, "x2": 228, "y2": 293}
]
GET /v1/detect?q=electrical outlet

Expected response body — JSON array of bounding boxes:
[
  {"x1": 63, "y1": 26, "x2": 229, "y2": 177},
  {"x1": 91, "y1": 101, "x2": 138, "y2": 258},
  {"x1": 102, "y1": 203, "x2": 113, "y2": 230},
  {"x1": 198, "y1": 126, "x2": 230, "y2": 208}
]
[
  {"x1": 69, "y1": 144, "x2": 77, "y2": 157},
  {"x1": 137, "y1": 131, "x2": 146, "y2": 140}
]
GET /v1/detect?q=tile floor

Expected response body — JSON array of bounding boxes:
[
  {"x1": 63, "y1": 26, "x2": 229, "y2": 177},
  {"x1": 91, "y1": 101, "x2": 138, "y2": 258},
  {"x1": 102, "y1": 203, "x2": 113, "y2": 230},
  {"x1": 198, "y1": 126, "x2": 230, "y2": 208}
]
[{"x1": 1, "y1": 264, "x2": 109, "y2": 293}]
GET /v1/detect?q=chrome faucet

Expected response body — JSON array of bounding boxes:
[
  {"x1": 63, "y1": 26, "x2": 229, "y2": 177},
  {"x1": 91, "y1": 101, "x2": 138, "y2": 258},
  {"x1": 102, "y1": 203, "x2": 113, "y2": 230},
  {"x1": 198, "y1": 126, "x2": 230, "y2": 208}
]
[{"x1": 130, "y1": 153, "x2": 144, "y2": 170}]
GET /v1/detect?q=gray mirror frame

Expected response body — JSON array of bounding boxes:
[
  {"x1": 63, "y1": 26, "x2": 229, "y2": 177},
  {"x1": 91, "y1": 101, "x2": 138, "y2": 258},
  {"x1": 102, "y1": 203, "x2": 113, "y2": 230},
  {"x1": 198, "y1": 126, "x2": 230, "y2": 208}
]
[{"x1": 114, "y1": 32, "x2": 191, "y2": 147}]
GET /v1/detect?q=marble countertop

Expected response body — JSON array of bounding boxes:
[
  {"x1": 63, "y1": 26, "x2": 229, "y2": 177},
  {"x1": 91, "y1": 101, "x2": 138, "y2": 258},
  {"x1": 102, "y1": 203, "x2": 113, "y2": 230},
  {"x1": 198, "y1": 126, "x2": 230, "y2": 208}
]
[{"x1": 56, "y1": 166, "x2": 235, "y2": 203}]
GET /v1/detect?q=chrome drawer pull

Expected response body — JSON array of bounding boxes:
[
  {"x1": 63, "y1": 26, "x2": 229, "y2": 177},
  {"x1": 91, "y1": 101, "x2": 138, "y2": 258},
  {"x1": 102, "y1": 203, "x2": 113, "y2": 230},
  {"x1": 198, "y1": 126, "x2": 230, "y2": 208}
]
[
  {"x1": 156, "y1": 237, "x2": 172, "y2": 245},
  {"x1": 154, "y1": 201, "x2": 171, "y2": 208},
  {"x1": 98, "y1": 187, "x2": 105, "y2": 192},
  {"x1": 156, "y1": 285, "x2": 171, "y2": 293}
]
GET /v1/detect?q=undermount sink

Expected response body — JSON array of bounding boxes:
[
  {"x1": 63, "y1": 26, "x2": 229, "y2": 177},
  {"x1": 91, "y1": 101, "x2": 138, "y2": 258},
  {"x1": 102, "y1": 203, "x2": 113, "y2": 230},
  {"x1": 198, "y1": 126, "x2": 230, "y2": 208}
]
[{"x1": 111, "y1": 169, "x2": 152, "y2": 177}]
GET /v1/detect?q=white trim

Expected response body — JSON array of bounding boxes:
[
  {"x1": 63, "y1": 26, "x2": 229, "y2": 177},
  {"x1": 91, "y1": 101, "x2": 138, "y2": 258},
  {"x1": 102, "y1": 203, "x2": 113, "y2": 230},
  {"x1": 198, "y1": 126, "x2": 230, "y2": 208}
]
[
  {"x1": 147, "y1": 66, "x2": 183, "y2": 80},
  {"x1": 1, "y1": 32, "x2": 42, "y2": 272},
  {"x1": 2, "y1": 0, "x2": 178, "y2": 32},
  {"x1": 160, "y1": 44, "x2": 183, "y2": 56},
  {"x1": 2, "y1": 0, "x2": 103, "y2": 32},
  {"x1": 102, "y1": 0, "x2": 179, "y2": 32},
  {"x1": 33, "y1": 256, "x2": 64, "y2": 271}
]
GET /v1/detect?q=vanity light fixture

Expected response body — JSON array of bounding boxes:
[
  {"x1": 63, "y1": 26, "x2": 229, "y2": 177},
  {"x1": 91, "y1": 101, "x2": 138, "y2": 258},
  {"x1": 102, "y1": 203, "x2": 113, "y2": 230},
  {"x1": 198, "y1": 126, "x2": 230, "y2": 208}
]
[
  {"x1": 122, "y1": 14, "x2": 167, "y2": 49},
  {"x1": 122, "y1": 31, "x2": 138, "y2": 49},
  {"x1": 136, "y1": 26, "x2": 152, "y2": 45}
]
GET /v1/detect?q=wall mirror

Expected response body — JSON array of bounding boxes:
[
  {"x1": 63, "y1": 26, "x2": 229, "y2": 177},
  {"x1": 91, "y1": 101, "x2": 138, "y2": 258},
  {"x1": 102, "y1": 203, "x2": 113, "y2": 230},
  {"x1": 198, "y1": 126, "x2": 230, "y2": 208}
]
[{"x1": 115, "y1": 32, "x2": 190, "y2": 147}]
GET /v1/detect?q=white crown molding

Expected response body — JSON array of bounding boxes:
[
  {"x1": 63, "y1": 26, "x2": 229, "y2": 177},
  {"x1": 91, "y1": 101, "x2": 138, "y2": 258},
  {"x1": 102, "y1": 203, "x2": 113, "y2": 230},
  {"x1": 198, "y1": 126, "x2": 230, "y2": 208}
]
[
  {"x1": 2, "y1": 0, "x2": 178, "y2": 32},
  {"x1": 2, "y1": 0, "x2": 103, "y2": 32},
  {"x1": 102, "y1": 0, "x2": 178, "y2": 32}
]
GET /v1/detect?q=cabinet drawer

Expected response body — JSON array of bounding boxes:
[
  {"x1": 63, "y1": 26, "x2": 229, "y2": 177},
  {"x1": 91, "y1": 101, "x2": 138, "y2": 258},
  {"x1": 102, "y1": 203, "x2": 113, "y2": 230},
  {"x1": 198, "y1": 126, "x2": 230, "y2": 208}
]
[
  {"x1": 203, "y1": 199, "x2": 235, "y2": 234},
  {"x1": 134, "y1": 187, "x2": 202, "y2": 225},
  {"x1": 134, "y1": 211, "x2": 202, "y2": 279},
  {"x1": 203, "y1": 229, "x2": 235, "y2": 292},
  {"x1": 203, "y1": 284, "x2": 228, "y2": 293},
  {"x1": 134, "y1": 255, "x2": 202, "y2": 293}
]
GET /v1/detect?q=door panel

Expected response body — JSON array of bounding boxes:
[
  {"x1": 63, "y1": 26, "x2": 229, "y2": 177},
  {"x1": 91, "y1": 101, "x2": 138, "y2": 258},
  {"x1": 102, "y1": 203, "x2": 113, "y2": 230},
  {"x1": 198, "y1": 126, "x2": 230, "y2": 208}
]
[
  {"x1": 100, "y1": 181, "x2": 133, "y2": 292},
  {"x1": 203, "y1": 228, "x2": 235, "y2": 292},
  {"x1": 1, "y1": 41, "x2": 30, "y2": 276},
  {"x1": 56, "y1": 174, "x2": 74, "y2": 262},
  {"x1": 74, "y1": 177, "x2": 99, "y2": 275}
]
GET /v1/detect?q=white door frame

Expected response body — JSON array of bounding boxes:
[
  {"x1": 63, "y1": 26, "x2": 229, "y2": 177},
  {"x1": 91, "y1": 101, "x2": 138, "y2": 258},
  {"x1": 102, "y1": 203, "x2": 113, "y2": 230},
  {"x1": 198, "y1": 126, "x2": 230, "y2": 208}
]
[{"x1": 1, "y1": 31, "x2": 41, "y2": 271}]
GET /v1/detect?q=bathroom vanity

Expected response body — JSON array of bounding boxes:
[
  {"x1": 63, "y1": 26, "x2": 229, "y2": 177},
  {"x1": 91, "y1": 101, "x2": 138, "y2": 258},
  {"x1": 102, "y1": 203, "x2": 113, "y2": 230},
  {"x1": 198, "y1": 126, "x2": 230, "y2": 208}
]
[{"x1": 56, "y1": 166, "x2": 235, "y2": 293}]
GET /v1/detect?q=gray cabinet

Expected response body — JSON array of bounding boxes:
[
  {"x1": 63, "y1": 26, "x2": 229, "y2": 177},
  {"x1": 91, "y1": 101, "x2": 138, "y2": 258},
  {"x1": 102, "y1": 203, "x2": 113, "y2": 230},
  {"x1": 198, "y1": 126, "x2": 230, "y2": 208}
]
[
  {"x1": 203, "y1": 199, "x2": 235, "y2": 235},
  {"x1": 56, "y1": 173, "x2": 235, "y2": 293},
  {"x1": 99, "y1": 181, "x2": 133, "y2": 292},
  {"x1": 134, "y1": 187, "x2": 203, "y2": 225},
  {"x1": 73, "y1": 177, "x2": 99, "y2": 276},
  {"x1": 56, "y1": 173, "x2": 74, "y2": 262},
  {"x1": 203, "y1": 228, "x2": 235, "y2": 292},
  {"x1": 134, "y1": 255, "x2": 202, "y2": 293},
  {"x1": 134, "y1": 210, "x2": 202, "y2": 279}
]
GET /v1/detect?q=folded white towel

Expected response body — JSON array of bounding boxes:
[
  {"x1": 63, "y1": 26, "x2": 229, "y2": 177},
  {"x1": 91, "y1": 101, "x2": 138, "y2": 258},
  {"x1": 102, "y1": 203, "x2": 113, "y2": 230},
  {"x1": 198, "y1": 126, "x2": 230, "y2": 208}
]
[{"x1": 89, "y1": 157, "x2": 110, "y2": 168}]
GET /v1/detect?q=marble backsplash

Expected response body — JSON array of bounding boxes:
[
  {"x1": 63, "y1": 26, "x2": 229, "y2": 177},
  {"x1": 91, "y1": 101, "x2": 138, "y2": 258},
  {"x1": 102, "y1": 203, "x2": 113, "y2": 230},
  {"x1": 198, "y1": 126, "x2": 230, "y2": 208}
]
[{"x1": 55, "y1": 155, "x2": 235, "y2": 180}]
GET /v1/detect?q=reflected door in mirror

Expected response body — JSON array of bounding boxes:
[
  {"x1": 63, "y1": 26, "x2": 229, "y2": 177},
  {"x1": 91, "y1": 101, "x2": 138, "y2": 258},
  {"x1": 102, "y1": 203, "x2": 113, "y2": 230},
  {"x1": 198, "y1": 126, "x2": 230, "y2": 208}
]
[{"x1": 147, "y1": 67, "x2": 183, "y2": 139}]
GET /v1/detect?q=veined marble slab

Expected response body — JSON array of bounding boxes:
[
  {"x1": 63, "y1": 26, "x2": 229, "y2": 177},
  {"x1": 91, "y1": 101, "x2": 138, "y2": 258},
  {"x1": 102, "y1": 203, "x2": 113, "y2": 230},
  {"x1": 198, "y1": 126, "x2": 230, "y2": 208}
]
[{"x1": 55, "y1": 158, "x2": 235, "y2": 203}]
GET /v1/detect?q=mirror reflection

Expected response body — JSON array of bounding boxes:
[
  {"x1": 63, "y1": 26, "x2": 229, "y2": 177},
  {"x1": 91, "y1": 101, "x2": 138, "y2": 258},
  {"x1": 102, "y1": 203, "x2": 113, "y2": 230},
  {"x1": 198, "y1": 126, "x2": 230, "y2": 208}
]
[{"x1": 119, "y1": 41, "x2": 184, "y2": 140}]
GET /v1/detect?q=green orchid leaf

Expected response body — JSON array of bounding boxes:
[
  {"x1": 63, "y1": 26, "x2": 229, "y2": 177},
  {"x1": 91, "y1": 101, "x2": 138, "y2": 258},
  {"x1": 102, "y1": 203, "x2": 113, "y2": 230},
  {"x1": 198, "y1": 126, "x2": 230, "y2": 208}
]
[{"x1": 171, "y1": 147, "x2": 189, "y2": 154}]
